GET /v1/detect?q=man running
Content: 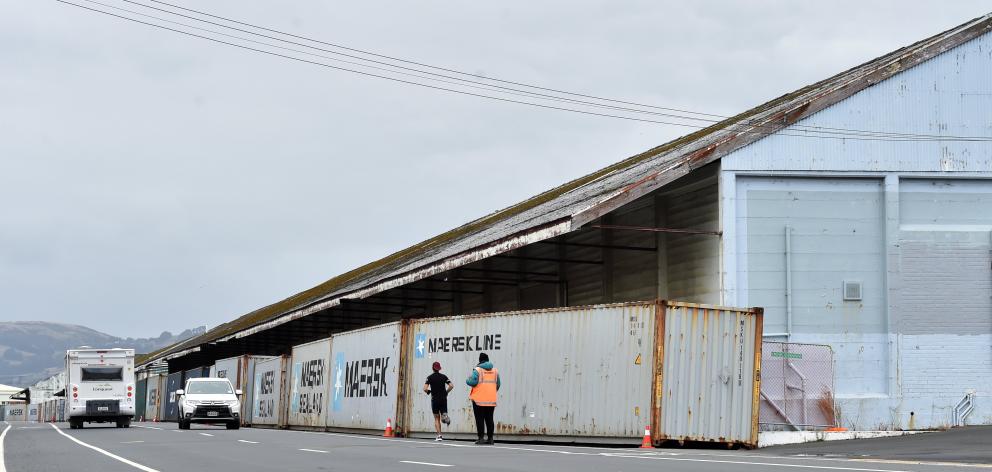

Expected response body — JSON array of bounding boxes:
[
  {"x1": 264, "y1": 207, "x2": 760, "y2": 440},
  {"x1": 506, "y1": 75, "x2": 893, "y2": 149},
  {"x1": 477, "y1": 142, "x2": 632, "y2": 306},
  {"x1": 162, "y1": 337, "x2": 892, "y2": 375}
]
[{"x1": 423, "y1": 361, "x2": 453, "y2": 441}]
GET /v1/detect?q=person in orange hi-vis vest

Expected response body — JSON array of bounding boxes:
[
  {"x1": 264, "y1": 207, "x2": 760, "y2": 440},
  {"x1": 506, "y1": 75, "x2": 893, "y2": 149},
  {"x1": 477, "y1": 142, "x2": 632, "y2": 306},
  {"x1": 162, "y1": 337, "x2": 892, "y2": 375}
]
[{"x1": 466, "y1": 352, "x2": 501, "y2": 445}]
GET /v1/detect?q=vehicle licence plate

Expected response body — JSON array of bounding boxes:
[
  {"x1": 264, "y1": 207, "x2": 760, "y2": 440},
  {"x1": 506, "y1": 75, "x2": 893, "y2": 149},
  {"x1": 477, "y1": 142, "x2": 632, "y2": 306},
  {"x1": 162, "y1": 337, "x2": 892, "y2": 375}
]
[
  {"x1": 207, "y1": 411, "x2": 218, "y2": 417},
  {"x1": 97, "y1": 407, "x2": 109, "y2": 411}
]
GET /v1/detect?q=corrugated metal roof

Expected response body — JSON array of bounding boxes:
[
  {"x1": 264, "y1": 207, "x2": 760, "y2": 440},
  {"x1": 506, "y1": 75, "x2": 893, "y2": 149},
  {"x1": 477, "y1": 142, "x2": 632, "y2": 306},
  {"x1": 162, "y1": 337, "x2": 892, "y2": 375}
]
[{"x1": 141, "y1": 12, "x2": 992, "y2": 366}]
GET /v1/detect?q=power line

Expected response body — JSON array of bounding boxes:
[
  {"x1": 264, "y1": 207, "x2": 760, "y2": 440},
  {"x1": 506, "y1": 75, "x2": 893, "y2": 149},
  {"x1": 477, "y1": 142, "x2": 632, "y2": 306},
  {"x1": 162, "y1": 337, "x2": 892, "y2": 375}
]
[
  {"x1": 133, "y1": 0, "x2": 992, "y2": 142},
  {"x1": 57, "y1": 0, "x2": 992, "y2": 143}
]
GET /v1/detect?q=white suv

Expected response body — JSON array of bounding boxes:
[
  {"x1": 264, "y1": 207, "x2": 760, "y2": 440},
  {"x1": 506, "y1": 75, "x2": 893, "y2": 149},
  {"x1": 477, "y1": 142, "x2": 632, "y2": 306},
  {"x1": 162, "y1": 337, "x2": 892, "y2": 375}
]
[{"x1": 176, "y1": 378, "x2": 242, "y2": 430}]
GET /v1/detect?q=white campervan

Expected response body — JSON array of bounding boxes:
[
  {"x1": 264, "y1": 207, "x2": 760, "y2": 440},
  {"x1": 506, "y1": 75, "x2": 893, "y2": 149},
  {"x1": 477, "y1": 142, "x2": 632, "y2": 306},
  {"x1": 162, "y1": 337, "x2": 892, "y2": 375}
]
[{"x1": 65, "y1": 348, "x2": 135, "y2": 429}]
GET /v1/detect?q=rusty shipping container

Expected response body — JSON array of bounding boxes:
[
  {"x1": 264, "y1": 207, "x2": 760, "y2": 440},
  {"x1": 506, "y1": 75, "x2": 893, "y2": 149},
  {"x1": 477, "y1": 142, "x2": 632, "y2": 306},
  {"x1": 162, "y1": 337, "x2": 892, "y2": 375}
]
[
  {"x1": 213, "y1": 354, "x2": 275, "y2": 425},
  {"x1": 289, "y1": 338, "x2": 331, "y2": 427},
  {"x1": 402, "y1": 302, "x2": 658, "y2": 441},
  {"x1": 654, "y1": 302, "x2": 763, "y2": 447},
  {"x1": 251, "y1": 356, "x2": 288, "y2": 427},
  {"x1": 400, "y1": 300, "x2": 762, "y2": 447},
  {"x1": 145, "y1": 374, "x2": 164, "y2": 422},
  {"x1": 326, "y1": 322, "x2": 404, "y2": 431}
]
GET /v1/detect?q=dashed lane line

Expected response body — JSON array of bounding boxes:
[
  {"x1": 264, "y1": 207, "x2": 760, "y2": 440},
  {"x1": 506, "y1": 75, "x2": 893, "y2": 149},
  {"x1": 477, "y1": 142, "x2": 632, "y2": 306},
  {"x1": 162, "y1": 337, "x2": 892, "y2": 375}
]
[
  {"x1": 133, "y1": 425, "x2": 162, "y2": 431},
  {"x1": 199, "y1": 433, "x2": 214, "y2": 437},
  {"x1": 400, "y1": 460, "x2": 453, "y2": 467},
  {"x1": 238, "y1": 440, "x2": 259, "y2": 444},
  {"x1": 299, "y1": 448, "x2": 329, "y2": 454},
  {"x1": 49, "y1": 424, "x2": 159, "y2": 472}
]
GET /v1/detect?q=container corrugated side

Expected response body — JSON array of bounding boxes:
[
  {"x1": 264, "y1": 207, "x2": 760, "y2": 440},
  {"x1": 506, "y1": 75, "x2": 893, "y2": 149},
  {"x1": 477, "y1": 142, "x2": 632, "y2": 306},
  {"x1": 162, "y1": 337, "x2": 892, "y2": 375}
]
[
  {"x1": 145, "y1": 374, "x2": 164, "y2": 421},
  {"x1": 289, "y1": 338, "x2": 331, "y2": 427},
  {"x1": 403, "y1": 301, "x2": 656, "y2": 439},
  {"x1": 326, "y1": 322, "x2": 402, "y2": 431},
  {"x1": 655, "y1": 301, "x2": 763, "y2": 447},
  {"x1": 6, "y1": 404, "x2": 26, "y2": 422},
  {"x1": 135, "y1": 378, "x2": 147, "y2": 420},
  {"x1": 164, "y1": 372, "x2": 182, "y2": 421},
  {"x1": 214, "y1": 356, "x2": 242, "y2": 385},
  {"x1": 251, "y1": 356, "x2": 285, "y2": 426}
]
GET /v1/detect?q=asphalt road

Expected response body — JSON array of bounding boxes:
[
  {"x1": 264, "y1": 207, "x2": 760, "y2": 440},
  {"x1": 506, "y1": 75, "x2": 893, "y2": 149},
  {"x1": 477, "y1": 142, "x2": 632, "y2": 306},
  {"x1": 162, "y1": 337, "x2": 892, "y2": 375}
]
[
  {"x1": 760, "y1": 426, "x2": 992, "y2": 465},
  {"x1": 2, "y1": 421, "x2": 988, "y2": 472}
]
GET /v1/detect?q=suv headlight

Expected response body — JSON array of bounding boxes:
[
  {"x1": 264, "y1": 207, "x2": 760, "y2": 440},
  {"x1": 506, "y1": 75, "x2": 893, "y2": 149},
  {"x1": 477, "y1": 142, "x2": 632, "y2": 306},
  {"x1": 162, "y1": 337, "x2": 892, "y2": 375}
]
[{"x1": 183, "y1": 399, "x2": 200, "y2": 406}]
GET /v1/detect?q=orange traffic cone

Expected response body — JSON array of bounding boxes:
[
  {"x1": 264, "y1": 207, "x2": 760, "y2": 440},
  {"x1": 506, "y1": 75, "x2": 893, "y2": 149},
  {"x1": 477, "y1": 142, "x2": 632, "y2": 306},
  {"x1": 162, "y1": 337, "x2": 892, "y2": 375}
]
[
  {"x1": 383, "y1": 418, "x2": 395, "y2": 437},
  {"x1": 640, "y1": 425, "x2": 654, "y2": 449}
]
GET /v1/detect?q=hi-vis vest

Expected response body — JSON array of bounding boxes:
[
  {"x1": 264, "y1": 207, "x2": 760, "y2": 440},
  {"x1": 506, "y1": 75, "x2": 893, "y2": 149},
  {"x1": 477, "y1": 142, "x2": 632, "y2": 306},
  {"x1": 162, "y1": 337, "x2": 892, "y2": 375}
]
[{"x1": 470, "y1": 367, "x2": 498, "y2": 407}]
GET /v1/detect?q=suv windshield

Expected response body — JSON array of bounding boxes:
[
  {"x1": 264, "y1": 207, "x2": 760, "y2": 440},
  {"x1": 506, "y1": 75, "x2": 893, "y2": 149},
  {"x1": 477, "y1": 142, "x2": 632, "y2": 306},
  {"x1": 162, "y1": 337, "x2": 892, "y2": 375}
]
[{"x1": 186, "y1": 381, "x2": 233, "y2": 395}]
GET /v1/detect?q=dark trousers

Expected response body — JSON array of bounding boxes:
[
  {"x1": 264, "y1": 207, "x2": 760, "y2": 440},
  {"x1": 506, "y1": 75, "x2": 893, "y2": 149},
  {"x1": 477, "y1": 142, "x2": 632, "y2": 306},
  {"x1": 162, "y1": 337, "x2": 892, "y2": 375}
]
[{"x1": 472, "y1": 401, "x2": 495, "y2": 440}]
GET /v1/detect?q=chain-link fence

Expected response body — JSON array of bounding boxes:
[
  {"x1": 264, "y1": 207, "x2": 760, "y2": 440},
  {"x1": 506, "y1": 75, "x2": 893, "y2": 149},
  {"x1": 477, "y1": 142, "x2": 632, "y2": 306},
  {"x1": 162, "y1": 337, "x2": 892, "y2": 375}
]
[{"x1": 759, "y1": 342, "x2": 835, "y2": 429}]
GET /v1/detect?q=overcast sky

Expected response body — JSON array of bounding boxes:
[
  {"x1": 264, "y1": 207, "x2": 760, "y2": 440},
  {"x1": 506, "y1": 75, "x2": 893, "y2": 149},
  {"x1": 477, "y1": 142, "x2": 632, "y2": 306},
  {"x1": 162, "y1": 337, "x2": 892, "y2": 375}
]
[{"x1": 1, "y1": 1, "x2": 989, "y2": 338}]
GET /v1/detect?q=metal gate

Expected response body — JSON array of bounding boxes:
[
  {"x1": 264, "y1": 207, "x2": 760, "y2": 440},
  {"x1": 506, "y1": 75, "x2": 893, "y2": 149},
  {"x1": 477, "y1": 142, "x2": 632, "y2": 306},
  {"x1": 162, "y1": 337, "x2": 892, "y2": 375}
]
[{"x1": 759, "y1": 342, "x2": 835, "y2": 429}]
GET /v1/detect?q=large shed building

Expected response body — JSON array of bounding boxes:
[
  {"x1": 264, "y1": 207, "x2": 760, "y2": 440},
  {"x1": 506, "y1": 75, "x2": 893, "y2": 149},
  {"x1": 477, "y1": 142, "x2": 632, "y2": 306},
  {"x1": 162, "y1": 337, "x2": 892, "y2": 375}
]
[{"x1": 141, "y1": 13, "x2": 992, "y2": 431}]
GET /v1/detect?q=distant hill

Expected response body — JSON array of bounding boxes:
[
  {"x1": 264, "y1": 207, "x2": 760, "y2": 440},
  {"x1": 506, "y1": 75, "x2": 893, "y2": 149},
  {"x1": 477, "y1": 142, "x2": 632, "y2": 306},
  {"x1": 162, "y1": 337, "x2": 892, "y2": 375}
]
[{"x1": 0, "y1": 321, "x2": 205, "y2": 387}]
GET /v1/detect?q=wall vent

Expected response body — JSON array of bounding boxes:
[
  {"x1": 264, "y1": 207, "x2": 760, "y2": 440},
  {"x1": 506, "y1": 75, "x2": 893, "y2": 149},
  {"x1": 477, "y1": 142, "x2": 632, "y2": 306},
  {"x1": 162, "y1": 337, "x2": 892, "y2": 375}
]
[{"x1": 843, "y1": 280, "x2": 863, "y2": 301}]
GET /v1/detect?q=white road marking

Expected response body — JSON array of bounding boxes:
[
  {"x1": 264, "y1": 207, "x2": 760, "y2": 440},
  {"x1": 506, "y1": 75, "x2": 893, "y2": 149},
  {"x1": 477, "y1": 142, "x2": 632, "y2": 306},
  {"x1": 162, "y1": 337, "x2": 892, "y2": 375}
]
[
  {"x1": 238, "y1": 440, "x2": 259, "y2": 444},
  {"x1": 400, "y1": 460, "x2": 453, "y2": 467},
  {"x1": 0, "y1": 424, "x2": 12, "y2": 472},
  {"x1": 852, "y1": 459, "x2": 992, "y2": 469},
  {"x1": 299, "y1": 448, "x2": 329, "y2": 454},
  {"x1": 121, "y1": 441, "x2": 145, "y2": 444},
  {"x1": 49, "y1": 424, "x2": 159, "y2": 472},
  {"x1": 199, "y1": 433, "x2": 214, "y2": 437},
  {"x1": 133, "y1": 425, "x2": 162, "y2": 431}
]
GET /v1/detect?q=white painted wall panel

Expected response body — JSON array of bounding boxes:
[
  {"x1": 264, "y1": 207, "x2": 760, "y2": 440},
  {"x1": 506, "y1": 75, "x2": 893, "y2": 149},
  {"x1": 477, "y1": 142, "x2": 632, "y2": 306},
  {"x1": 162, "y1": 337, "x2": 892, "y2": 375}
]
[{"x1": 723, "y1": 31, "x2": 992, "y2": 173}]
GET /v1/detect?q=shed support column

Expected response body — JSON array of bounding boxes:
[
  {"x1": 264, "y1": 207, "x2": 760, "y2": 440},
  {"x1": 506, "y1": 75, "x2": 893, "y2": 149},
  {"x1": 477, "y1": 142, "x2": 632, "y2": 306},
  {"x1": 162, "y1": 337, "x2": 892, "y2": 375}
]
[
  {"x1": 883, "y1": 174, "x2": 900, "y2": 398},
  {"x1": 655, "y1": 194, "x2": 668, "y2": 299},
  {"x1": 602, "y1": 215, "x2": 615, "y2": 303}
]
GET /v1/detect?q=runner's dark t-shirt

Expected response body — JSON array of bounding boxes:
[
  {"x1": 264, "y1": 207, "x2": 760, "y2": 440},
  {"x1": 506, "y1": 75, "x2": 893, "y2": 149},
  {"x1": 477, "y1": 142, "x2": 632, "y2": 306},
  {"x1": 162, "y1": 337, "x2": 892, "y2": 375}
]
[{"x1": 425, "y1": 372, "x2": 450, "y2": 401}]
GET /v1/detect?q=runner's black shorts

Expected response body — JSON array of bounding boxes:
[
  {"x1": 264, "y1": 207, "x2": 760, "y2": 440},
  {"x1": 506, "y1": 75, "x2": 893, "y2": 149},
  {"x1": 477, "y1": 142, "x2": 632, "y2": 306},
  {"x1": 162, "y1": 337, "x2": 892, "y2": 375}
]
[{"x1": 431, "y1": 397, "x2": 448, "y2": 415}]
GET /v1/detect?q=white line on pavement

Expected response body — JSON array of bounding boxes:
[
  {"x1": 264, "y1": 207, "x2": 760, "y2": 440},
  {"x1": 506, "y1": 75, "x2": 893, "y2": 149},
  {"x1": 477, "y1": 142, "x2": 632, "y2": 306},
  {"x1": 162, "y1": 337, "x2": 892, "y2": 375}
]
[
  {"x1": 133, "y1": 426, "x2": 162, "y2": 431},
  {"x1": 400, "y1": 460, "x2": 453, "y2": 467},
  {"x1": 237, "y1": 440, "x2": 259, "y2": 444},
  {"x1": 49, "y1": 424, "x2": 159, "y2": 472},
  {"x1": 0, "y1": 424, "x2": 12, "y2": 472},
  {"x1": 199, "y1": 433, "x2": 214, "y2": 437},
  {"x1": 299, "y1": 448, "x2": 329, "y2": 454}
]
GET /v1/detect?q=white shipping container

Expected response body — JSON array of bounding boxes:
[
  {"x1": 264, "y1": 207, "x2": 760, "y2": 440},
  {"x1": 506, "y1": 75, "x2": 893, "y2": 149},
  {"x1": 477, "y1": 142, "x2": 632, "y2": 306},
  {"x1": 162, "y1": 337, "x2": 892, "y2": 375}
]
[
  {"x1": 145, "y1": 374, "x2": 164, "y2": 421},
  {"x1": 326, "y1": 322, "x2": 402, "y2": 431},
  {"x1": 6, "y1": 404, "x2": 26, "y2": 422},
  {"x1": 251, "y1": 356, "x2": 286, "y2": 426},
  {"x1": 289, "y1": 339, "x2": 331, "y2": 427},
  {"x1": 214, "y1": 356, "x2": 241, "y2": 385},
  {"x1": 403, "y1": 302, "x2": 657, "y2": 440}
]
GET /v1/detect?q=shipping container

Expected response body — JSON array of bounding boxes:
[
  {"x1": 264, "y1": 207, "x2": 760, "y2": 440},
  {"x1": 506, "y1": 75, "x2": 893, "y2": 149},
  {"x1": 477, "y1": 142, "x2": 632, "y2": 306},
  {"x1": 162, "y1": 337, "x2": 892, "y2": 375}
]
[
  {"x1": 326, "y1": 322, "x2": 403, "y2": 431},
  {"x1": 5, "y1": 404, "x2": 26, "y2": 422},
  {"x1": 135, "y1": 378, "x2": 147, "y2": 421},
  {"x1": 240, "y1": 355, "x2": 275, "y2": 425},
  {"x1": 214, "y1": 356, "x2": 241, "y2": 384},
  {"x1": 288, "y1": 338, "x2": 331, "y2": 427},
  {"x1": 402, "y1": 302, "x2": 657, "y2": 441},
  {"x1": 654, "y1": 302, "x2": 763, "y2": 447},
  {"x1": 182, "y1": 366, "x2": 210, "y2": 386},
  {"x1": 400, "y1": 300, "x2": 763, "y2": 447},
  {"x1": 163, "y1": 372, "x2": 182, "y2": 421},
  {"x1": 144, "y1": 374, "x2": 164, "y2": 422},
  {"x1": 28, "y1": 404, "x2": 39, "y2": 422},
  {"x1": 251, "y1": 356, "x2": 287, "y2": 426},
  {"x1": 57, "y1": 398, "x2": 66, "y2": 422},
  {"x1": 212, "y1": 354, "x2": 276, "y2": 425}
]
